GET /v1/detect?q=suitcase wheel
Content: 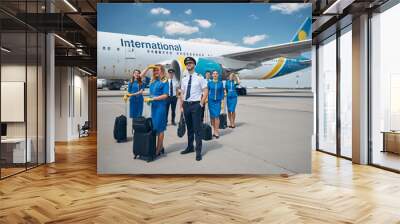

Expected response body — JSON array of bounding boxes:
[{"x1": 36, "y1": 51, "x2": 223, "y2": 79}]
[{"x1": 134, "y1": 155, "x2": 137, "y2": 159}]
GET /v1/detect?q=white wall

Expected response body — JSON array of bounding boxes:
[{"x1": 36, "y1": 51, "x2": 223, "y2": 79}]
[{"x1": 55, "y1": 67, "x2": 89, "y2": 141}]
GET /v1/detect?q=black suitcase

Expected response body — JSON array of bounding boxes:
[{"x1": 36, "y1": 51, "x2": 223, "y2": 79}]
[
  {"x1": 133, "y1": 131, "x2": 157, "y2": 162},
  {"x1": 201, "y1": 123, "x2": 212, "y2": 141},
  {"x1": 113, "y1": 115, "x2": 127, "y2": 143},
  {"x1": 219, "y1": 113, "x2": 227, "y2": 129},
  {"x1": 132, "y1": 116, "x2": 153, "y2": 133}
]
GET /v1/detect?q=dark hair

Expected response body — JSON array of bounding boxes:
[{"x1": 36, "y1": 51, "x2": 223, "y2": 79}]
[
  {"x1": 205, "y1": 70, "x2": 211, "y2": 74},
  {"x1": 131, "y1": 69, "x2": 142, "y2": 86}
]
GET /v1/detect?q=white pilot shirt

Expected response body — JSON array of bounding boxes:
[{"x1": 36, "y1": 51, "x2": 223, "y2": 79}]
[
  {"x1": 168, "y1": 79, "x2": 179, "y2": 97},
  {"x1": 180, "y1": 72, "x2": 207, "y2": 102}
]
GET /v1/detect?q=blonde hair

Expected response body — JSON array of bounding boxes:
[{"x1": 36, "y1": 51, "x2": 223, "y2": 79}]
[
  {"x1": 229, "y1": 73, "x2": 236, "y2": 80},
  {"x1": 151, "y1": 64, "x2": 165, "y2": 83}
]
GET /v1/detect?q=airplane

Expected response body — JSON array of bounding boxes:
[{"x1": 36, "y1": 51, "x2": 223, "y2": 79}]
[{"x1": 97, "y1": 17, "x2": 312, "y2": 89}]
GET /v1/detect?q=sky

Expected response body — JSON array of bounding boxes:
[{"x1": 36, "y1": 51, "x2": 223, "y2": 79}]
[{"x1": 98, "y1": 3, "x2": 311, "y2": 48}]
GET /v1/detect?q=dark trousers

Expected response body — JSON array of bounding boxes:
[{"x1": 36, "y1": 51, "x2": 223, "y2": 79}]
[
  {"x1": 183, "y1": 101, "x2": 202, "y2": 153},
  {"x1": 166, "y1": 96, "x2": 177, "y2": 123}
]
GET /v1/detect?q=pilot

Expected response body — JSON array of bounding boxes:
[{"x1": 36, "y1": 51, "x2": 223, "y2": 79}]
[
  {"x1": 225, "y1": 73, "x2": 240, "y2": 128},
  {"x1": 125, "y1": 69, "x2": 145, "y2": 119},
  {"x1": 205, "y1": 70, "x2": 211, "y2": 82},
  {"x1": 207, "y1": 70, "x2": 224, "y2": 138},
  {"x1": 180, "y1": 57, "x2": 208, "y2": 161},
  {"x1": 166, "y1": 69, "x2": 179, "y2": 125},
  {"x1": 145, "y1": 64, "x2": 169, "y2": 157}
]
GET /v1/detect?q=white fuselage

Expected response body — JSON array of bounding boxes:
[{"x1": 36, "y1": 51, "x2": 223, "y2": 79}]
[{"x1": 97, "y1": 32, "x2": 302, "y2": 80}]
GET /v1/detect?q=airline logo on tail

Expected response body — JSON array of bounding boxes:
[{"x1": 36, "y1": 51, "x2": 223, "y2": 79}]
[{"x1": 291, "y1": 17, "x2": 311, "y2": 42}]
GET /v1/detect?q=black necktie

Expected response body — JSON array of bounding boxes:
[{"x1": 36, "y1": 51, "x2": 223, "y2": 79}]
[
  {"x1": 185, "y1": 75, "x2": 192, "y2": 100},
  {"x1": 170, "y1": 80, "x2": 173, "y2": 96}
]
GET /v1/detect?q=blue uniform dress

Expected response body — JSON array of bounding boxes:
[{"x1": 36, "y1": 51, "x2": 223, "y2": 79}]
[
  {"x1": 128, "y1": 80, "x2": 145, "y2": 118},
  {"x1": 149, "y1": 78, "x2": 169, "y2": 134},
  {"x1": 225, "y1": 80, "x2": 238, "y2": 113},
  {"x1": 207, "y1": 80, "x2": 224, "y2": 119}
]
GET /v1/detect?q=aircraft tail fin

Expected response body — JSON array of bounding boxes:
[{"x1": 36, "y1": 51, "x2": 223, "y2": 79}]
[{"x1": 291, "y1": 17, "x2": 312, "y2": 42}]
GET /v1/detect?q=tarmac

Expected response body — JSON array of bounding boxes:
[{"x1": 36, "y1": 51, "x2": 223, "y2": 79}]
[{"x1": 97, "y1": 88, "x2": 313, "y2": 174}]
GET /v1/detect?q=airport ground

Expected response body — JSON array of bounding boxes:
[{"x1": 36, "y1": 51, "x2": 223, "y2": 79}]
[{"x1": 97, "y1": 88, "x2": 313, "y2": 174}]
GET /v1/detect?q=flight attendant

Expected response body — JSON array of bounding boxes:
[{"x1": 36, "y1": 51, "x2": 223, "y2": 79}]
[
  {"x1": 207, "y1": 70, "x2": 224, "y2": 138},
  {"x1": 144, "y1": 64, "x2": 169, "y2": 156},
  {"x1": 201, "y1": 71, "x2": 212, "y2": 122},
  {"x1": 126, "y1": 69, "x2": 145, "y2": 119},
  {"x1": 166, "y1": 69, "x2": 179, "y2": 125},
  {"x1": 225, "y1": 73, "x2": 240, "y2": 128},
  {"x1": 180, "y1": 57, "x2": 208, "y2": 161}
]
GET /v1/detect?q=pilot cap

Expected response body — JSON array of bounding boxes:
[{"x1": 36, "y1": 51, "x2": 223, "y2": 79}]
[
  {"x1": 184, "y1": 57, "x2": 196, "y2": 65},
  {"x1": 168, "y1": 68, "x2": 175, "y2": 73}
]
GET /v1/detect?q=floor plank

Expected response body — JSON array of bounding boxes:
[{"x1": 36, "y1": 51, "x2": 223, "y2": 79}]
[{"x1": 1, "y1": 135, "x2": 400, "y2": 223}]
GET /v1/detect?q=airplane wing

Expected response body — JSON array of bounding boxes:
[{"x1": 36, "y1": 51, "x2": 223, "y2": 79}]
[{"x1": 221, "y1": 39, "x2": 312, "y2": 62}]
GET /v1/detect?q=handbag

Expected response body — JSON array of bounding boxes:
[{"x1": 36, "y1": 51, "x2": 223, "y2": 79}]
[
  {"x1": 177, "y1": 114, "x2": 186, "y2": 138},
  {"x1": 201, "y1": 104, "x2": 213, "y2": 141}
]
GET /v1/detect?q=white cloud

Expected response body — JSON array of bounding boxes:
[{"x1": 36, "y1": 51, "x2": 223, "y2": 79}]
[
  {"x1": 146, "y1": 35, "x2": 162, "y2": 39},
  {"x1": 186, "y1": 38, "x2": 237, "y2": 46},
  {"x1": 150, "y1": 7, "x2": 171, "y2": 15},
  {"x1": 249, "y1": 14, "x2": 259, "y2": 20},
  {"x1": 184, "y1": 9, "x2": 192, "y2": 15},
  {"x1": 157, "y1": 21, "x2": 199, "y2": 35},
  {"x1": 193, "y1": 19, "x2": 212, "y2": 28},
  {"x1": 270, "y1": 3, "x2": 308, "y2": 14},
  {"x1": 242, "y1": 34, "x2": 267, "y2": 45}
]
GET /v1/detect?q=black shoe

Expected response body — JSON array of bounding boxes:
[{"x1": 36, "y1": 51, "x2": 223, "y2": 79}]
[
  {"x1": 181, "y1": 148, "x2": 194, "y2": 154},
  {"x1": 196, "y1": 154, "x2": 202, "y2": 161},
  {"x1": 172, "y1": 121, "x2": 176, "y2": 126},
  {"x1": 161, "y1": 147, "x2": 165, "y2": 154}
]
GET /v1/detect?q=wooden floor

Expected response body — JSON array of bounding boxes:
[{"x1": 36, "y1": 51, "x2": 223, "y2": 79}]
[{"x1": 1, "y1": 135, "x2": 400, "y2": 223}]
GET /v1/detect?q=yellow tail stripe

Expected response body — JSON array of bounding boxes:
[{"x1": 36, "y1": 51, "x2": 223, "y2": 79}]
[
  {"x1": 261, "y1": 57, "x2": 285, "y2": 80},
  {"x1": 178, "y1": 55, "x2": 186, "y2": 71}
]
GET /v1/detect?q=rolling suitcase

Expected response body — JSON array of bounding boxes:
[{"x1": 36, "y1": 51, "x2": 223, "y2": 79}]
[
  {"x1": 219, "y1": 99, "x2": 227, "y2": 129},
  {"x1": 113, "y1": 115, "x2": 127, "y2": 143},
  {"x1": 133, "y1": 131, "x2": 156, "y2": 162},
  {"x1": 132, "y1": 117, "x2": 153, "y2": 133}
]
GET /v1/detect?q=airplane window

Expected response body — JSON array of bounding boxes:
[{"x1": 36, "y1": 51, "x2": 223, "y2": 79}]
[
  {"x1": 117, "y1": 48, "x2": 120, "y2": 51},
  {"x1": 155, "y1": 51, "x2": 157, "y2": 54},
  {"x1": 107, "y1": 47, "x2": 110, "y2": 50},
  {"x1": 102, "y1": 46, "x2": 105, "y2": 50},
  {"x1": 159, "y1": 51, "x2": 161, "y2": 54},
  {"x1": 151, "y1": 50, "x2": 154, "y2": 53}
]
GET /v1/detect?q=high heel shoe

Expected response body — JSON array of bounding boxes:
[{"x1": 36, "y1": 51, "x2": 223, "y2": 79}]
[{"x1": 161, "y1": 148, "x2": 165, "y2": 154}]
